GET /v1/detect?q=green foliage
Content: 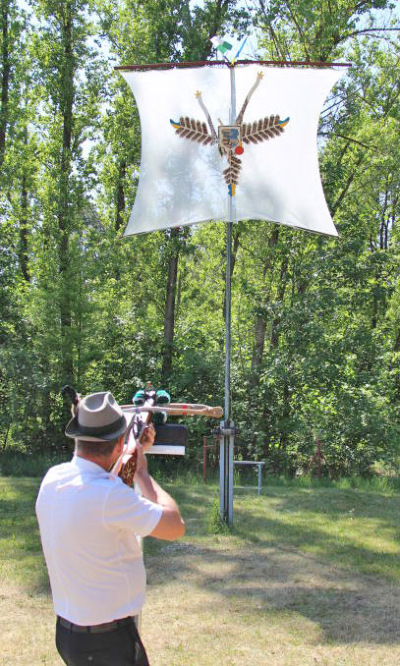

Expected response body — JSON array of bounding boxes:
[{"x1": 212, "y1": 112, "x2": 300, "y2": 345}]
[
  {"x1": 2, "y1": 0, "x2": 400, "y2": 480},
  {"x1": 207, "y1": 496, "x2": 233, "y2": 534}
]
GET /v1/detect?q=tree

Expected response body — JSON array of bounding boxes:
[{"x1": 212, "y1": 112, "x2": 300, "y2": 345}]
[{"x1": 97, "y1": 0, "x2": 249, "y2": 387}]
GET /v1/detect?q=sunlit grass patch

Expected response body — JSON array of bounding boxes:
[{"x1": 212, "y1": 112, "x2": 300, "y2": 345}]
[
  {"x1": 0, "y1": 478, "x2": 48, "y2": 591},
  {"x1": 233, "y1": 484, "x2": 400, "y2": 580}
]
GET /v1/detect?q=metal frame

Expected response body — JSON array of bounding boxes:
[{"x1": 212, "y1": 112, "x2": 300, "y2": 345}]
[{"x1": 234, "y1": 461, "x2": 265, "y2": 496}]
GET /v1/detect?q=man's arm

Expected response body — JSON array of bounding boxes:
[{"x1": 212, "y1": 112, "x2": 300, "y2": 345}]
[{"x1": 134, "y1": 443, "x2": 185, "y2": 541}]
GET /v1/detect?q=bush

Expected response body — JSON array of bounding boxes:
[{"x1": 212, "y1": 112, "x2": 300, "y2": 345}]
[{"x1": 0, "y1": 450, "x2": 69, "y2": 477}]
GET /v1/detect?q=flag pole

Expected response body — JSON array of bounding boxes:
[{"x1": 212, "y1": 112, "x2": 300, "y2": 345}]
[{"x1": 219, "y1": 64, "x2": 236, "y2": 525}]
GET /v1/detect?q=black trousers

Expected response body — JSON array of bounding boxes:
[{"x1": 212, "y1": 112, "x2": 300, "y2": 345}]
[{"x1": 56, "y1": 617, "x2": 150, "y2": 666}]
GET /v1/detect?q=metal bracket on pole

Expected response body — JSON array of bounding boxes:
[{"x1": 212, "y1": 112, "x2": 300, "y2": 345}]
[{"x1": 214, "y1": 421, "x2": 238, "y2": 437}]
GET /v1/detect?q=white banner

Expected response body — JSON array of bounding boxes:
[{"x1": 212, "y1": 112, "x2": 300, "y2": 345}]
[{"x1": 121, "y1": 64, "x2": 343, "y2": 237}]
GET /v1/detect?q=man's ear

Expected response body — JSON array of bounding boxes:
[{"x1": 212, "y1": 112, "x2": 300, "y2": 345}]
[{"x1": 116, "y1": 435, "x2": 125, "y2": 453}]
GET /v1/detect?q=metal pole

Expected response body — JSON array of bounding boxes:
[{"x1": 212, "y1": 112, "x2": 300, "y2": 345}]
[
  {"x1": 225, "y1": 219, "x2": 232, "y2": 421},
  {"x1": 224, "y1": 65, "x2": 236, "y2": 421},
  {"x1": 219, "y1": 65, "x2": 236, "y2": 525}
]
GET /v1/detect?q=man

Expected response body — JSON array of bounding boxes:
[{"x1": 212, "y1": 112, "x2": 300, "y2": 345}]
[{"x1": 36, "y1": 391, "x2": 185, "y2": 666}]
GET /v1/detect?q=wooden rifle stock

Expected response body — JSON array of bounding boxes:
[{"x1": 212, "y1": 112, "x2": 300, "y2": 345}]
[
  {"x1": 121, "y1": 403, "x2": 223, "y2": 419},
  {"x1": 115, "y1": 391, "x2": 157, "y2": 486}
]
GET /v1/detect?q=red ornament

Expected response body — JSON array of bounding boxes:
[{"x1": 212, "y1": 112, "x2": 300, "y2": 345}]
[{"x1": 235, "y1": 145, "x2": 244, "y2": 155}]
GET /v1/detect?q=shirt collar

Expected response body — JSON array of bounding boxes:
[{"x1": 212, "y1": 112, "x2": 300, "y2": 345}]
[{"x1": 72, "y1": 455, "x2": 109, "y2": 476}]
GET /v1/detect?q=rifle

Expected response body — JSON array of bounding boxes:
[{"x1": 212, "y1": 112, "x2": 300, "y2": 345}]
[
  {"x1": 113, "y1": 383, "x2": 170, "y2": 485},
  {"x1": 116, "y1": 400, "x2": 223, "y2": 486},
  {"x1": 62, "y1": 385, "x2": 223, "y2": 487}
]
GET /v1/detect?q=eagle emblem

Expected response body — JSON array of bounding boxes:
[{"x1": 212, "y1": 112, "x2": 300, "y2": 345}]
[{"x1": 170, "y1": 72, "x2": 289, "y2": 196}]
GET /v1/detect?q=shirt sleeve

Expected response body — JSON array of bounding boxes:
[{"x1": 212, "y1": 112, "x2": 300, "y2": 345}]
[{"x1": 103, "y1": 479, "x2": 163, "y2": 537}]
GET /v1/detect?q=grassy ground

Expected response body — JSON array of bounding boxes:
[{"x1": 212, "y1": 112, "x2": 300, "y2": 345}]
[{"x1": 1, "y1": 475, "x2": 400, "y2": 665}]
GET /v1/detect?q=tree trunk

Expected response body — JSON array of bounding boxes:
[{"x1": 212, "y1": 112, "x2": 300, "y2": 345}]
[
  {"x1": 1, "y1": 420, "x2": 10, "y2": 450},
  {"x1": 57, "y1": 1, "x2": 75, "y2": 385},
  {"x1": 279, "y1": 378, "x2": 290, "y2": 449},
  {"x1": 250, "y1": 316, "x2": 267, "y2": 388},
  {"x1": 250, "y1": 226, "x2": 279, "y2": 387},
  {"x1": 161, "y1": 228, "x2": 180, "y2": 381},
  {"x1": 270, "y1": 253, "x2": 289, "y2": 349},
  {"x1": 115, "y1": 159, "x2": 126, "y2": 232},
  {"x1": 18, "y1": 125, "x2": 30, "y2": 282},
  {"x1": 19, "y1": 171, "x2": 30, "y2": 282},
  {"x1": 0, "y1": 0, "x2": 10, "y2": 167}
]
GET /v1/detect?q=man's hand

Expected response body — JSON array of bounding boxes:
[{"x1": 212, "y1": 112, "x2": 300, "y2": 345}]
[
  {"x1": 117, "y1": 423, "x2": 155, "y2": 487},
  {"x1": 140, "y1": 423, "x2": 156, "y2": 452}
]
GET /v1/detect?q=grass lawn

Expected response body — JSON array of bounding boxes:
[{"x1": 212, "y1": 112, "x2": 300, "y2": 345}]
[{"x1": 1, "y1": 475, "x2": 400, "y2": 665}]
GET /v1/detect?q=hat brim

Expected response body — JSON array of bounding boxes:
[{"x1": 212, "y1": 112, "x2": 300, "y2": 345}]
[{"x1": 65, "y1": 411, "x2": 135, "y2": 442}]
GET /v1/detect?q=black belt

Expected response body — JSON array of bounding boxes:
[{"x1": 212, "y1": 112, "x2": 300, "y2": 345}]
[{"x1": 58, "y1": 615, "x2": 136, "y2": 634}]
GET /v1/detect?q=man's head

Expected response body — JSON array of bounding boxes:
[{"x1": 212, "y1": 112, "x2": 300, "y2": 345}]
[{"x1": 65, "y1": 391, "x2": 134, "y2": 465}]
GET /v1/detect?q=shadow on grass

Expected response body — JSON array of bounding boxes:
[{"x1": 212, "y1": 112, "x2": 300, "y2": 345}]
[
  {"x1": 145, "y1": 484, "x2": 400, "y2": 646},
  {"x1": 146, "y1": 537, "x2": 400, "y2": 645}
]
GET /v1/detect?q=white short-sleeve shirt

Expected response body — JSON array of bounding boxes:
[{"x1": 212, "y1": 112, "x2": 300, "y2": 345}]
[{"x1": 35, "y1": 456, "x2": 162, "y2": 626}]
